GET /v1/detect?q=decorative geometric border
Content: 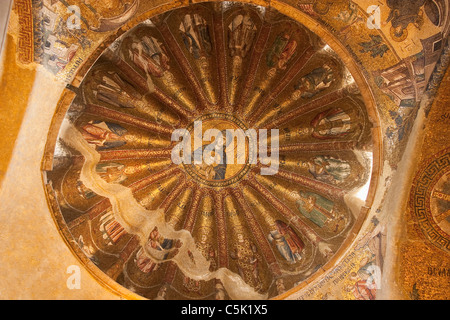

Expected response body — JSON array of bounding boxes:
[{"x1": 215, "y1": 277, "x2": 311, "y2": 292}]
[
  {"x1": 410, "y1": 148, "x2": 450, "y2": 253},
  {"x1": 14, "y1": 0, "x2": 34, "y2": 64}
]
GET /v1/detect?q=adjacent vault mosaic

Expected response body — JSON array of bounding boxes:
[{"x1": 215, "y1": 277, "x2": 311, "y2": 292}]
[{"x1": 42, "y1": 2, "x2": 379, "y2": 300}]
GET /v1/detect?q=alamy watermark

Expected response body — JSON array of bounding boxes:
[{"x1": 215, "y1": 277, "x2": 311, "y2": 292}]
[
  {"x1": 66, "y1": 5, "x2": 81, "y2": 30},
  {"x1": 66, "y1": 265, "x2": 81, "y2": 290},
  {"x1": 171, "y1": 121, "x2": 280, "y2": 176},
  {"x1": 366, "y1": 5, "x2": 381, "y2": 30}
]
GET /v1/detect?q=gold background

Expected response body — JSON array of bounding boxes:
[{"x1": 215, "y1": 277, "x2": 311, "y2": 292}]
[{"x1": 0, "y1": 0, "x2": 449, "y2": 299}]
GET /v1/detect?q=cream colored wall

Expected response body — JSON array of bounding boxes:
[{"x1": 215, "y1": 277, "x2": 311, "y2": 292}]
[{"x1": 0, "y1": 66, "x2": 120, "y2": 299}]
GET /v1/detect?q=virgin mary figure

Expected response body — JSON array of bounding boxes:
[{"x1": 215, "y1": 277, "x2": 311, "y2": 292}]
[{"x1": 193, "y1": 130, "x2": 233, "y2": 180}]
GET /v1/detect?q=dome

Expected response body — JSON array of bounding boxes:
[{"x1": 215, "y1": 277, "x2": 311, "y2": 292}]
[{"x1": 44, "y1": 2, "x2": 380, "y2": 300}]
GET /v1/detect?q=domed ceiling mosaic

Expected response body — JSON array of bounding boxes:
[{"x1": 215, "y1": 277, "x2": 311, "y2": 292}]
[{"x1": 44, "y1": 2, "x2": 380, "y2": 300}]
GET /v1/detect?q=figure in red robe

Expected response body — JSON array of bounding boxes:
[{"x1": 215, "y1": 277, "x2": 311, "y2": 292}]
[{"x1": 268, "y1": 220, "x2": 304, "y2": 263}]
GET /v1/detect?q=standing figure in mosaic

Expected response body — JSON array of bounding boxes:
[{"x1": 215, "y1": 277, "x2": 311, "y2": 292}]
[
  {"x1": 80, "y1": 121, "x2": 127, "y2": 151},
  {"x1": 294, "y1": 191, "x2": 335, "y2": 228},
  {"x1": 182, "y1": 228, "x2": 217, "y2": 293},
  {"x1": 291, "y1": 64, "x2": 335, "y2": 100},
  {"x1": 230, "y1": 233, "x2": 262, "y2": 291},
  {"x1": 94, "y1": 71, "x2": 145, "y2": 109},
  {"x1": 228, "y1": 13, "x2": 257, "y2": 58},
  {"x1": 129, "y1": 35, "x2": 171, "y2": 77},
  {"x1": 179, "y1": 13, "x2": 212, "y2": 59},
  {"x1": 308, "y1": 156, "x2": 351, "y2": 184},
  {"x1": 268, "y1": 220, "x2": 304, "y2": 263},
  {"x1": 310, "y1": 108, "x2": 354, "y2": 140},
  {"x1": 266, "y1": 31, "x2": 297, "y2": 73}
]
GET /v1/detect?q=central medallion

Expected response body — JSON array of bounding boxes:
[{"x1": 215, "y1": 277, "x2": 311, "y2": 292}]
[{"x1": 182, "y1": 113, "x2": 254, "y2": 187}]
